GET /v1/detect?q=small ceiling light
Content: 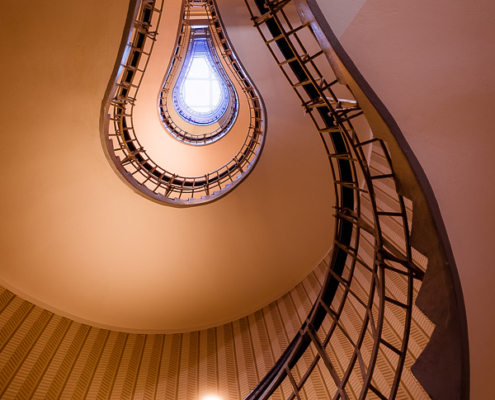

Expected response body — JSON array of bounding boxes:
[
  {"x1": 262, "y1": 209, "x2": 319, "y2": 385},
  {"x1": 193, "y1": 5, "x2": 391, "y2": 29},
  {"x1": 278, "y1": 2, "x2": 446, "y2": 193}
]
[{"x1": 203, "y1": 396, "x2": 222, "y2": 400}]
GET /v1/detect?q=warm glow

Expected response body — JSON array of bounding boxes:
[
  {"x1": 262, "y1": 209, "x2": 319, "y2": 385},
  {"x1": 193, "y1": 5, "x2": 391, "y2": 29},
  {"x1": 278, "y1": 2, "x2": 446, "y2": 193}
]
[{"x1": 202, "y1": 396, "x2": 222, "y2": 400}]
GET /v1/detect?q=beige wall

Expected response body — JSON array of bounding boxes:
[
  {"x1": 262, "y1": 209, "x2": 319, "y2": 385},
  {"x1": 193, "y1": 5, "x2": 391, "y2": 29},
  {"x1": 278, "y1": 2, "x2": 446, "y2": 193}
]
[
  {"x1": 0, "y1": 265, "x2": 329, "y2": 399},
  {"x1": 316, "y1": 0, "x2": 495, "y2": 397},
  {"x1": 0, "y1": 0, "x2": 335, "y2": 333}
]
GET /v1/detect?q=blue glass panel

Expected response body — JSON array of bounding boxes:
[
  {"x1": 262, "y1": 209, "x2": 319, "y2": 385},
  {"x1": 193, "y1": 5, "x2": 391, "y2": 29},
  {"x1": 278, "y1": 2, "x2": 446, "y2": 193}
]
[{"x1": 172, "y1": 30, "x2": 231, "y2": 125}]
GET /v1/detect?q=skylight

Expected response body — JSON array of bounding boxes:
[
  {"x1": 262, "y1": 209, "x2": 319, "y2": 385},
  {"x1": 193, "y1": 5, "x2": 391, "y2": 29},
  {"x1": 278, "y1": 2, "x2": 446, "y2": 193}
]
[
  {"x1": 172, "y1": 33, "x2": 231, "y2": 125},
  {"x1": 182, "y1": 55, "x2": 222, "y2": 113}
]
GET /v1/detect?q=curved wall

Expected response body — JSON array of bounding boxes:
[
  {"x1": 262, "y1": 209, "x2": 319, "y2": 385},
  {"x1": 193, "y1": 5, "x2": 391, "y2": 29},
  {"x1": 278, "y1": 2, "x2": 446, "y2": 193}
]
[
  {"x1": 0, "y1": 0, "x2": 335, "y2": 333},
  {"x1": 0, "y1": 264, "x2": 327, "y2": 399},
  {"x1": 0, "y1": 244, "x2": 433, "y2": 399},
  {"x1": 316, "y1": 0, "x2": 495, "y2": 397}
]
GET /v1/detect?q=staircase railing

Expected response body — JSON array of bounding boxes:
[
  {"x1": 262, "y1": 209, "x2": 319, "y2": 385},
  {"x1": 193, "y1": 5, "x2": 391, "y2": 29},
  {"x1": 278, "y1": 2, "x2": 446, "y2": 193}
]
[
  {"x1": 243, "y1": 0, "x2": 468, "y2": 398},
  {"x1": 102, "y1": 0, "x2": 266, "y2": 206}
]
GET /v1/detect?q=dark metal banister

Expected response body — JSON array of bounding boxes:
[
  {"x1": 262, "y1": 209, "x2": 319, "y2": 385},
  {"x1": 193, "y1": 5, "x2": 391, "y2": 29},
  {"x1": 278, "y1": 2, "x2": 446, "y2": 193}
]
[
  {"x1": 243, "y1": 0, "x2": 469, "y2": 398},
  {"x1": 244, "y1": 0, "x2": 357, "y2": 397},
  {"x1": 98, "y1": 0, "x2": 470, "y2": 397},
  {"x1": 297, "y1": 1, "x2": 469, "y2": 399}
]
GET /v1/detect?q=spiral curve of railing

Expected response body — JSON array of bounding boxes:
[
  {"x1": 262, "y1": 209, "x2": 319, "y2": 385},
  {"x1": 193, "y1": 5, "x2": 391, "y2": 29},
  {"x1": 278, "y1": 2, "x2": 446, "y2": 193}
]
[
  {"x1": 98, "y1": 0, "x2": 468, "y2": 397},
  {"x1": 0, "y1": 0, "x2": 470, "y2": 398},
  {"x1": 241, "y1": 0, "x2": 469, "y2": 399},
  {"x1": 102, "y1": 0, "x2": 266, "y2": 206}
]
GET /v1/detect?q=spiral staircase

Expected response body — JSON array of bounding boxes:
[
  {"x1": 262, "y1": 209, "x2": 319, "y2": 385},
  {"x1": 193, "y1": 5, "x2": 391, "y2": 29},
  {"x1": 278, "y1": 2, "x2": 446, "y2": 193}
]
[{"x1": 0, "y1": 0, "x2": 471, "y2": 399}]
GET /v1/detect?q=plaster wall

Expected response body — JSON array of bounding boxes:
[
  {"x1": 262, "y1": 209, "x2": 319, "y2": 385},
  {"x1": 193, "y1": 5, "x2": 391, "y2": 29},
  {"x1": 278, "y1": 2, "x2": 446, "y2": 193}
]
[{"x1": 0, "y1": 0, "x2": 335, "y2": 332}]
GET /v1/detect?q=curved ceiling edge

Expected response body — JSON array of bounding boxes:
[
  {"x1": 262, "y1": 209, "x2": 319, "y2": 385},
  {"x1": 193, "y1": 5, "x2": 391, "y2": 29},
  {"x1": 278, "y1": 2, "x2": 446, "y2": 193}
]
[
  {"x1": 100, "y1": 0, "x2": 266, "y2": 207},
  {"x1": 160, "y1": 22, "x2": 239, "y2": 143},
  {"x1": 0, "y1": 249, "x2": 332, "y2": 335}
]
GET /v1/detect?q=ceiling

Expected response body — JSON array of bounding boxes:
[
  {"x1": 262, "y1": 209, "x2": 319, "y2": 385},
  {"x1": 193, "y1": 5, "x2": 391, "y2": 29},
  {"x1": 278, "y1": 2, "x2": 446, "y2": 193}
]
[{"x1": 0, "y1": 0, "x2": 335, "y2": 333}]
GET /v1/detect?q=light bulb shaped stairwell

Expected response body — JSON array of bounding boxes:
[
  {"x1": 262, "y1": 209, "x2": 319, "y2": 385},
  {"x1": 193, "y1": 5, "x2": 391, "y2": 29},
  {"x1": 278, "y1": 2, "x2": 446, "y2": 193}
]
[{"x1": 101, "y1": 0, "x2": 266, "y2": 205}]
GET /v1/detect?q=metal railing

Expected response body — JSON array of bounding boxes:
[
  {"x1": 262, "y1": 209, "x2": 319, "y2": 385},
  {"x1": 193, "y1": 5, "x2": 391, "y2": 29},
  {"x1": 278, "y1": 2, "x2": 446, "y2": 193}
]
[
  {"x1": 102, "y1": 0, "x2": 266, "y2": 205},
  {"x1": 98, "y1": 0, "x2": 467, "y2": 397},
  {"x1": 243, "y1": 0, "x2": 433, "y2": 398}
]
